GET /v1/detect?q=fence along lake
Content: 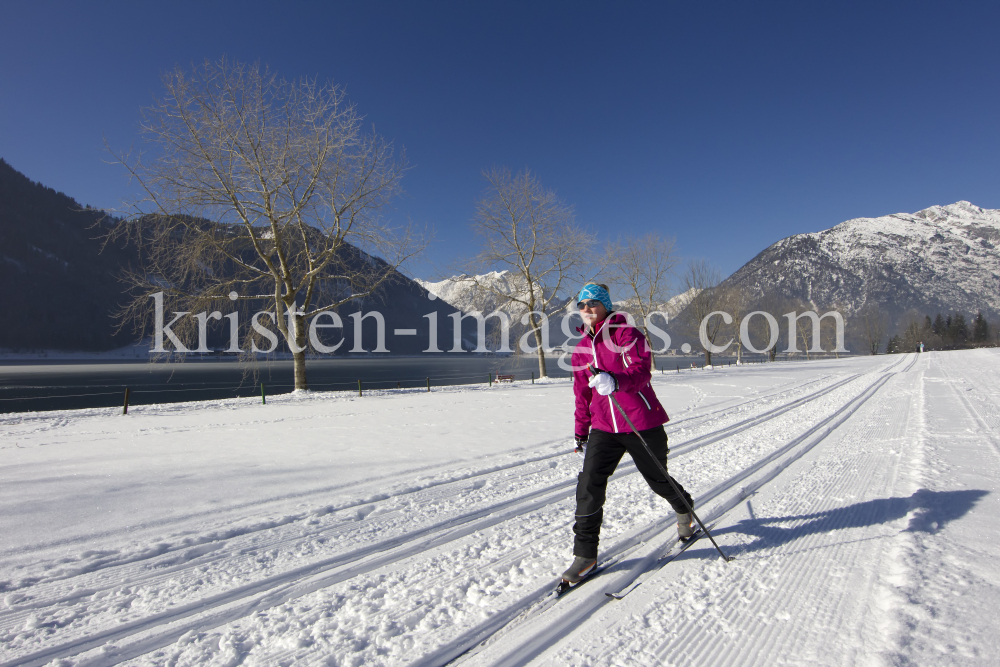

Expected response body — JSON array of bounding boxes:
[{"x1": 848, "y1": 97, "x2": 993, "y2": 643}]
[
  {"x1": 0, "y1": 351, "x2": 753, "y2": 413},
  {"x1": 0, "y1": 356, "x2": 580, "y2": 413}
]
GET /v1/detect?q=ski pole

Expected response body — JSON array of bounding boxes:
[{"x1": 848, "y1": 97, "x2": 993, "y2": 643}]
[{"x1": 588, "y1": 365, "x2": 733, "y2": 563}]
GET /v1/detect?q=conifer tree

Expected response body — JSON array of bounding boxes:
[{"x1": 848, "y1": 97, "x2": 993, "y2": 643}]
[
  {"x1": 932, "y1": 313, "x2": 945, "y2": 336},
  {"x1": 920, "y1": 315, "x2": 933, "y2": 350},
  {"x1": 972, "y1": 311, "x2": 989, "y2": 345},
  {"x1": 951, "y1": 313, "x2": 969, "y2": 348},
  {"x1": 930, "y1": 313, "x2": 946, "y2": 350}
]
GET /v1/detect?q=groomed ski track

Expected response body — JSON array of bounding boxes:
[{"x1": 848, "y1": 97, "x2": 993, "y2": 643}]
[
  {"x1": 2, "y1": 351, "x2": 997, "y2": 666},
  {"x1": 432, "y1": 356, "x2": 908, "y2": 666}
]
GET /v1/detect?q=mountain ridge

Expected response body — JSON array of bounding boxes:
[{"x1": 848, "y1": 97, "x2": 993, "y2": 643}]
[
  {"x1": 721, "y1": 200, "x2": 1000, "y2": 325},
  {"x1": 0, "y1": 159, "x2": 469, "y2": 353}
]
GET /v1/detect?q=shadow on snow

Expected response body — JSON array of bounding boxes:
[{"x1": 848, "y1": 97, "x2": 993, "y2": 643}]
[{"x1": 701, "y1": 488, "x2": 989, "y2": 556}]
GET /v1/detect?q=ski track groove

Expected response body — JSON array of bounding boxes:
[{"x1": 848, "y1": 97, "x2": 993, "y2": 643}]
[
  {"x1": 667, "y1": 373, "x2": 862, "y2": 456},
  {"x1": 878, "y1": 350, "x2": 1000, "y2": 665},
  {"x1": 935, "y1": 350, "x2": 1000, "y2": 461},
  {"x1": 434, "y1": 359, "x2": 910, "y2": 666},
  {"x1": 644, "y1": 365, "x2": 912, "y2": 664},
  {"x1": 0, "y1": 357, "x2": 910, "y2": 667},
  {"x1": 1, "y1": 369, "x2": 844, "y2": 598},
  {"x1": 0, "y1": 437, "x2": 571, "y2": 565},
  {"x1": 0, "y1": 366, "x2": 862, "y2": 608},
  {"x1": 662, "y1": 372, "x2": 833, "y2": 431},
  {"x1": 430, "y1": 368, "x2": 902, "y2": 667},
  {"x1": 1, "y1": 481, "x2": 583, "y2": 667},
  {"x1": 0, "y1": 452, "x2": 610, "y2": 633},
  {"x1": 0, "y1": 447, "x2": 570, "y2": 600},
  {"x1": 594, "y1": 360, "x2": 918, "y2": 667}
]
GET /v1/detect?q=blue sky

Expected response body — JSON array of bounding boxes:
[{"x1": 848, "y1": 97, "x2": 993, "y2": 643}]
[{"x1": 3, "y1": 1, "x2": 999, "y2": 286}]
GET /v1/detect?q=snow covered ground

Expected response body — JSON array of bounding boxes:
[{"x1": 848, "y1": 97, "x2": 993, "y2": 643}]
[{"x1": 1, "y1": 349, "x2": 998, "y2": 666}]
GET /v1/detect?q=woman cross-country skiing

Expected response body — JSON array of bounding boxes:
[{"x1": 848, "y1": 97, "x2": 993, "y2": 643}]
[{"x1": 562, "y1": 282, "x2": 695, "y2": 585}]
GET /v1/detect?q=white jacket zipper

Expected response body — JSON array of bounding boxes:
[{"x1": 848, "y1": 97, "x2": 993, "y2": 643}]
[{"x1": 590, "y1": 321, "x2": 619, "y2": 433}]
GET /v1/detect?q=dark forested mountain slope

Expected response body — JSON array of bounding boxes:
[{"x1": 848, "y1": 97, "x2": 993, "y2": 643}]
[
  {"x1": 0, "y1": 158, "x2": 136, "y2": 350},
  {"x1": 0, "y1": 159, "x2": 467, "y2": 353}
]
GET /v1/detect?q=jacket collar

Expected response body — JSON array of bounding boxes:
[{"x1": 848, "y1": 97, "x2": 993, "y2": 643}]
[{"x1": 577, "y1": 311, "x2": 627, "y2": 337}]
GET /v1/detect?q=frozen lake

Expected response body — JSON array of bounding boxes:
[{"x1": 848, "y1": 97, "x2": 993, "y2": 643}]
[
  {"x1": 0, "y1": 353, "x2": 730, "y2": 413},
  {"x1": 0, "y1": 356, "x2": 572, "y2": 413}
]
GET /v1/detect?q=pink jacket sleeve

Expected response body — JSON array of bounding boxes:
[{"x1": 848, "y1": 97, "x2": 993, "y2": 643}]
[
  {"x1": 572, "y1": 349, "x2": 593, "y2": 436},
  {"x1": 611, "y1": 325, "x2": 652, "y2": 394}
]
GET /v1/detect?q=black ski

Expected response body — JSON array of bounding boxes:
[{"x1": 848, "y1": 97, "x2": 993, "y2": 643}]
[
  {"x1": 555, "y1": 564, "x2": 607, "y2": 597},
  {"x1": 605, "y1": 525, "x2": 712, "y2": 600}
]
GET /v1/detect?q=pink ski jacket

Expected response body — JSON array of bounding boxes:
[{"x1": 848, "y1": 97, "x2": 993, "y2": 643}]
[{"x1": 572, "y1": 312, "x2": 669, "y2": 436}]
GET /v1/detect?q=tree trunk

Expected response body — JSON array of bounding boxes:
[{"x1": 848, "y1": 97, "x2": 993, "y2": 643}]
[
  {"x1": 291, "y1": 312, "x2": 309, "y2": 390},
  {"x1": 532, "y1": 324, "x2": 548, "y2": 377},
  {"x1": 643, "y1": 328, "x2": 656, "y2": 370},
  {"x1": 293, "y1": 349, "x2": 308, "y2": 390}
]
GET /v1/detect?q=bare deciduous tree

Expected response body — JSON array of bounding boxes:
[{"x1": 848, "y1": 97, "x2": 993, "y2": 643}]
[
  {"x1": 900, "y1": 318, "x2": 924, "y2": 353},
  {"x1": 783, "y1": 299, "x2": 849, "y2": 360},
  {"x1": 746, "y1": 291, "x2": 788, "y2": 361},
  {"x1": 785, "y1": 299, "x2": 817, "y2": 360},
  {"x1": 819, "y1": 302, "x2": 848, "y2": 359},
  {"x1": 605, "y1": 233, "x2": 678, "y2": 368},
  {"x1": 725, "y1": 285, "x2": 752, "y2": 364},
  {"x1": 108, "y1": 59, "x2": 421, "y2": 390},
  {"x1": 678, "y1": 260, "x2": 731, "y2": 366},
  {"x1": 462, "y1": 167, "x2": 595, "y2": 377},
  {"x1": 856, "y1": 303, "x2": 888, "y2": 355}
]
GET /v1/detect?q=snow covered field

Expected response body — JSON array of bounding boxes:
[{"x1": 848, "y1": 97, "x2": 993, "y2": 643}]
[{"x1": 1, "y1": 350, "x2": 998, "y2": 666}]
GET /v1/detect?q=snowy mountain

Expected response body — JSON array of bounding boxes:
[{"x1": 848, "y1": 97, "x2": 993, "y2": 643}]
[
  {"x1": 722, "y1": 201, "x2": 1000, "y2": 322},
  {"x1": 415, "y1": 271, "x2": 580, "y2": 350},
  {"x1": 415, "y1": 271, "x2": 572, "y2": 316},
  {"x1": 417, "y1": 271, "x2": 524, "y2": 315},
  {"x1": 614, "y1": 288, "x2": 701, "y2": 318}
]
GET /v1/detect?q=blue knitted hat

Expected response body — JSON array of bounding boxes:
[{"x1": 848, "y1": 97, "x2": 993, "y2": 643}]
[{"x1": 577, "y1": 284, "x2": 612, "y2": 312}]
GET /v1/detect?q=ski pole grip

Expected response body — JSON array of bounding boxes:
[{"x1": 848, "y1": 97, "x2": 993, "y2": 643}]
[{"x1": 587, "y1": 364, "x2": 599, "y2": 377}]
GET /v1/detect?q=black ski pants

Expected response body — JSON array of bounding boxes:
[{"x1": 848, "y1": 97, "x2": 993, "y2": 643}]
[{"x1": 573, "y1": 426, "x2": 693, "y2": 559}]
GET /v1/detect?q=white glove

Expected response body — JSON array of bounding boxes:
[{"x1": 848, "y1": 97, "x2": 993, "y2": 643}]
[{"x1": 588, "y1": 371, "x2": 617, "y2": 396}]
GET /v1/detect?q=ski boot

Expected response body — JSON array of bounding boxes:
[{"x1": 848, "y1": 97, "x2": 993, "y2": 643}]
[
  {"x1": 677, "y1": 512, "x2": 695, "y2": 540},
  {"x1": 561, "y1": 556, "x2": 597, "y2": 585}
]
